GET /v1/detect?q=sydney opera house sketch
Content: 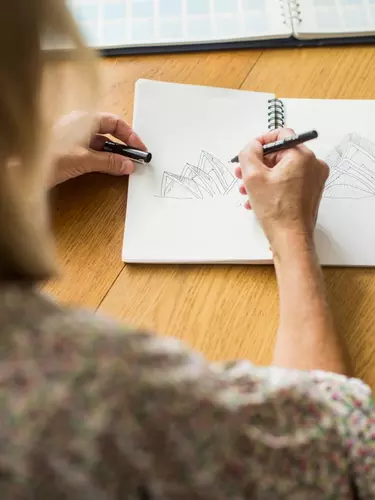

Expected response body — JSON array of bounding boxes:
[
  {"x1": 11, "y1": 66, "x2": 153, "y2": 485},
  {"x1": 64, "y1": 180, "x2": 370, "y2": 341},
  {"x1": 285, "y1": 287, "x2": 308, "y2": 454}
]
[
  {"x1": 324, "y1": 133, "x2": 375, "y2": 199},
  {"x1": 160, "y1": 151, "x2": 237, "y2": 200}
]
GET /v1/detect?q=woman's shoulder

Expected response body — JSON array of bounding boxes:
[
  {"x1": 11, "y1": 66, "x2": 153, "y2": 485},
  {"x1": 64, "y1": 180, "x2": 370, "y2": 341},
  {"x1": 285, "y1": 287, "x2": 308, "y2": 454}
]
[
  {"x1": 0, "y1": 281, "x2": 153, "y2": 367},
  {"x1": 1, "y1": 283, "x2": 374, "y2": 499},
  {"x1": 0, "y1": 281, "x2": 135, "y2": 337}
]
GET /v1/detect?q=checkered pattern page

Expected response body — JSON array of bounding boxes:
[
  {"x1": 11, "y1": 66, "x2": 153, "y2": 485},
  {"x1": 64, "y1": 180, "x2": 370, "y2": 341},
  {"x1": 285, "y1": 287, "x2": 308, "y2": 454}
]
[
  {"x1": 295, "y1": 0, "x2": 375, "y2": 36},
  {"x1": 69, "y1": 0, "x2": 289, "y2": 50}
]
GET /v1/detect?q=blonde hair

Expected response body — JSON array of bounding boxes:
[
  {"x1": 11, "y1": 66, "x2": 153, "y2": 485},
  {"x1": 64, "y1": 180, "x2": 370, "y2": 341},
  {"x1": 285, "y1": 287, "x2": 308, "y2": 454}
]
[{"x1": 0, "y1": 0, "x2": 97, "y2": 281}]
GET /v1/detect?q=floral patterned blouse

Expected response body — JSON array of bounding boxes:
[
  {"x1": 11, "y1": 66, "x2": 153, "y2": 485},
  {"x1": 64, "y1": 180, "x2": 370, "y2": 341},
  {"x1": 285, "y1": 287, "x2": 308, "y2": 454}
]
[{"x1": 1, "y1": 283, "x2": 374, "y2": 499}]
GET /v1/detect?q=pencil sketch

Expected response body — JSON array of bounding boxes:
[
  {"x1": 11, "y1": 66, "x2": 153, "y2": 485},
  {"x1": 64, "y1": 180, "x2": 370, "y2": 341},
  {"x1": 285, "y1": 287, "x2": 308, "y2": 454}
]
[
  {"x1": 324, "y1": 133, "x2": 375, "y2": 199},
  {"x1": 159, "y1": 151, "x2": 237, "y2": 200}
]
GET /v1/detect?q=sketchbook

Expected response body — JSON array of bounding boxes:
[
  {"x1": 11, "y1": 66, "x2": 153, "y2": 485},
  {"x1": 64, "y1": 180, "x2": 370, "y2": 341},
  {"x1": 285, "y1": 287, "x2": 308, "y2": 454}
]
[
  {"x1": 69, "y1": 0, "x2": 375, "y2": 55},
  {"x1": 123, "y1": 79, "x2": 375, "y2": 266}
]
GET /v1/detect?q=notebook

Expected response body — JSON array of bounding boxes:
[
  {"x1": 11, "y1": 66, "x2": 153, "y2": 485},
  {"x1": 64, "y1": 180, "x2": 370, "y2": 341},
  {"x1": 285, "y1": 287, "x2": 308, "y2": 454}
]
[
  {"x1": 123, "y1": 79, "x2": 375, "y2": 266},
  {"x1": 69, "y1": 0, "x2": 375, "y2": 55}
]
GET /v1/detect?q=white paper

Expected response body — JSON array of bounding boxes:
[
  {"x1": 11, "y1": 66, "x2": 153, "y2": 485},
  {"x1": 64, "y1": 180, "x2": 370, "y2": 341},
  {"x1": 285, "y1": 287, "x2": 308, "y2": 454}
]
[
  {"x1": 70, "y1": 0, "x2": 291, "y2": 50},
  {"x1": 123, "y1": 80, "x2": 273, "y2": 264},
  {"x1": 294, "y1": 0, "x2": 375, "y2": 39},
  {"x1": 283, "y1": 98, "x2": 375, "y2": 266}
]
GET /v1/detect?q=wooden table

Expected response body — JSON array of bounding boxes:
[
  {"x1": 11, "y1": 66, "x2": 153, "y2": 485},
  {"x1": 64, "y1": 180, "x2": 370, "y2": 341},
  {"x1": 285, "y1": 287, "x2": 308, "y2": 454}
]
[{"x1": 47, "y1": 46, "x2": 375, "y2": 391}]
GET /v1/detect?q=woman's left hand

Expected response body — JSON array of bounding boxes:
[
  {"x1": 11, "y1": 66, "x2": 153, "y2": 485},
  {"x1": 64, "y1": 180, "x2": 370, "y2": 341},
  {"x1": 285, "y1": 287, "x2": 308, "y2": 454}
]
[{"x1": 51, "y1": 112, "x2": 147, "y2": 187}]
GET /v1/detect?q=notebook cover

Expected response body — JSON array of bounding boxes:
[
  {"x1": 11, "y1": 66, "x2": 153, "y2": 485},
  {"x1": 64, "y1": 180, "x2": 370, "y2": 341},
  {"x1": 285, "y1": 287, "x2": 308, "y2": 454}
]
[{"x1": 99, "y1": 35, "x2": 375, "y2": 57}]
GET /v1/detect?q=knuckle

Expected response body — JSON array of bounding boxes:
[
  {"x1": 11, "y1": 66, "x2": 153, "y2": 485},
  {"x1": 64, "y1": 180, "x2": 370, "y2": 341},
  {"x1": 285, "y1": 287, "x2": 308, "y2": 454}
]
[
  {"x1": 108, "y1": 153, "x2": 117, "y2": 171},
  {"x1": 284, "y1": 127, "x2": 296, "y2": 135},
  {"x1": 278, "y1": 127, "x2": 296, "y2": 139},
  {"x1": 107, "y1": 113, "x2": 119, "y2": 129},
  {"x1": 239, "y1": 140, "x2": 259, "y2": 159},
  {"x1": 243, "y1": 169, "x2": 263, "y2": 184},
  {"x1": 320, "y1": 160, "x2": 330, "y2": 180},
  {"x1": 304, "y1": 148, "x2": 316, "y2": 161},
  {"x1": 99, "y1": 112, "x2": 121, "y2": 134}
]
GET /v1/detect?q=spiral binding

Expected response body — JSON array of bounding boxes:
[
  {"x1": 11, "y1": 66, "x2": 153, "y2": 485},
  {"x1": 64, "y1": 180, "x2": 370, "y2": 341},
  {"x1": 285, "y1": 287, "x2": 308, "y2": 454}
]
[
  {"x1": 279, "y1": 0, "x2": 302, "y2": 26},
  {"x1": 268, "y1": 99, "x2": 285, "y2": 130},
  {"x1": 289, "y1": 0, "x2": 303, "y2": 24}
]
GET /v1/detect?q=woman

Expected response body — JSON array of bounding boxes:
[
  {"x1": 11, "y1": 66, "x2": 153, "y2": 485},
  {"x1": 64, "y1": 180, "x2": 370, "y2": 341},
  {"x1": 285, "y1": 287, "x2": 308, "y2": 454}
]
[{"x1": 1, "y1": 1, "x2": 373, "y2": 499}]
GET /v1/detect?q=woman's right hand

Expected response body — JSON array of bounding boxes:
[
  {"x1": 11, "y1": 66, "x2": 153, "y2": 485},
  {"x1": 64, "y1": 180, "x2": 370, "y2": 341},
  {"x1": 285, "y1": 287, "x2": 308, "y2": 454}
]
[
  {"x1": 235, "y1": 128, "x2": 329, "y2": 256},
  {"x1": 237, "y1": 130, "x2": 350, "y2": 375}
]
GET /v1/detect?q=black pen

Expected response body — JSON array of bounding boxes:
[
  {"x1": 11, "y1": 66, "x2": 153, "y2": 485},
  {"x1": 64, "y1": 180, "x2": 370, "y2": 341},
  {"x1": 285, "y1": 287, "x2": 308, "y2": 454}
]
[
  {"x1": 103, "y1": 140, "x2": 152, "y2": 164},
  {"x1": 230, "y1": 130, "x2": 318, "y2": 163}
]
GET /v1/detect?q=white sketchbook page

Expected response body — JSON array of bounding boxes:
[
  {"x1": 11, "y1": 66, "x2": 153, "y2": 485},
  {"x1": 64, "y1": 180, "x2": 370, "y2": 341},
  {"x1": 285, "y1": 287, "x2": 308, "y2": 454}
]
[
  {"x1": 283, "y1": 98, "x2": 375, "y2": 266},
  {"x1": 293, "y1": 0, "x2": 375, "y2": 39},
  {"x1": 69, "y1": 0, "x2": 291, "y2": 50},
  {"x1": 123, "y1": 80, "x2": 273, "y2": 264}
]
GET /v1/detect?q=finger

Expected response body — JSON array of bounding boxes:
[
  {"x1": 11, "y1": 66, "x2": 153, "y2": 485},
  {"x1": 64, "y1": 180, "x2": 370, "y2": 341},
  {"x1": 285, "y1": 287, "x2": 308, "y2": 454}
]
[
  {"x1": 279, "y1": 139, "x2": 317, "y2": 165},
  {"x1": 94, "y1": 113, "x2": 147, "y2": 151},
  {"x1": 83, "y1": 149, "x2": 135, "y2": 175},
  {"x1": 239, "y1": 139, "x2": 264, "y2": 165},
  {"x1": 239, "y1": 128, "x2": 298, "y2": 177},
  {"x1": 244, "y1": 200, "x2": 252, "y2": 210},
  {"x1": 234, "y1": 166, "x2": 242, "y2": 179},
  {"x1": 89, "y1": 134, "x2": 110, "y2": 152},
  {"x1": 319, "y1": 159, "x2": 330, "y2": 181},
  {"x1": 262, "y1": 128, "x2": 303, "y2": 166},
  {"x1": 255, "y1": 127, "x2": 296, "y2": 146},
  {"x1": 239, "y1": 184, "x2": 247, "y2": 195},
  {"x1": 239, "y1": 139, "x2": 267, "y2": 180}
]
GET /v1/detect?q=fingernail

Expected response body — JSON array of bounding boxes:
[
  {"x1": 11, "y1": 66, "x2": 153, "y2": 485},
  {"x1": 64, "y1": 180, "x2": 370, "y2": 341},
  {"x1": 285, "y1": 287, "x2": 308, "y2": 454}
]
[
  {"x1": 239, "y1": 184, "x2": 247, "y2": 195},
  {"x1": 234, "y1": 166, "x2": 242, "y2": 179}
]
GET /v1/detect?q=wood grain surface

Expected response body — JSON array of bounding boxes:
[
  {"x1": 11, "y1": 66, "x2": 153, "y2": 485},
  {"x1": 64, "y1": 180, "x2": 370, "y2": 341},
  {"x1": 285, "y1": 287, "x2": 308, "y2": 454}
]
[{"x1": 47, "y1": 46, "x2": 375, "y2": 391}]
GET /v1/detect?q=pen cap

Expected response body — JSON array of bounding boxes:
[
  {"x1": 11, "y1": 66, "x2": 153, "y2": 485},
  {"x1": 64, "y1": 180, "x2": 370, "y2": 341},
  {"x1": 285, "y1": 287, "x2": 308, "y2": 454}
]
[
  {"x1": 103, "y1": 141, "x2": 153, "y2": 163},
  {"x1": 120, "y1": 148, "x2": 152, "y2": 163}
]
